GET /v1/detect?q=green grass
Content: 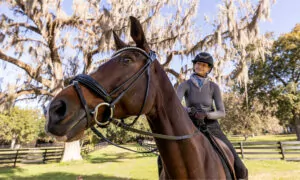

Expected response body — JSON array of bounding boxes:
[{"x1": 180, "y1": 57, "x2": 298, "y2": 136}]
[
  {"x1": 1, "y1": 144, "x2": 300, "y2": 180},
  {"x1": 246, "y1": 160, "x2": 300, "y2": 180},
  {"x1": 0, "y1": 145, "x2": 157, "y2": 180}
]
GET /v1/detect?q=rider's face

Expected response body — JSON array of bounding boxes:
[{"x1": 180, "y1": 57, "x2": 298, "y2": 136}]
[{"x1": 194, "y1": 62, "x2": 211, "y2": 77}]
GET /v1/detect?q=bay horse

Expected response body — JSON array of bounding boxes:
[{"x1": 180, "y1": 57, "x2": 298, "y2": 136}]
[{"x1": 46, "y1": 16, "x2": 235, "y2": 179}]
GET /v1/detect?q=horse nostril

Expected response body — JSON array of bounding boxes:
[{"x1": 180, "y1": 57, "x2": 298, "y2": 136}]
[{"x1": 50, "y1": 100, "x2": 67, "y2": 120}]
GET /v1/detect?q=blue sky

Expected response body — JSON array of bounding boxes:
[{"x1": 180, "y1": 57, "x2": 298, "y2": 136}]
[
  {"x1": 259, "y1": 0, "x2": 300, "y2": 36},
  {"x1": 197, "y1": 0, "x2": 300, "y2": 37}
]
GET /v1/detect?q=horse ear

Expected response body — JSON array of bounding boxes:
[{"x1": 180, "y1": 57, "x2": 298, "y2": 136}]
[
  {"x1": 129, "y1": 16, "x2": 151, "y2": 52},
  {"x1": 113, "y1": 31, "x2": 128, "y2": 50}
]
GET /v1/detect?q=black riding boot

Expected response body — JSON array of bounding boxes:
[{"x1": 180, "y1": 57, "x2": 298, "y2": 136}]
[{"x1": 157, "y1": 155, "x2": 163, "y2": 177}]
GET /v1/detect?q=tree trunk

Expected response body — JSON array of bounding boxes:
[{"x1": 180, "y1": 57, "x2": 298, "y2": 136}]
[
  {"x1": 10, "y1": 138, "x2": 16, "y2": 149},
  {"x1": 294, "y1": 117, "x2": 300, "y2": 141},
  {"x1": 292, "y1": 109, "x2": 300, "y2": 141},
  {"x1": 10, "y1": 133, "x2": 18, "y2": 149},
  {"x1": 243, "y1": 135, "x2": 248, "y2": 141},
  {"x1": 61, "y1": 140, "x2": 83, "y2": 162}
]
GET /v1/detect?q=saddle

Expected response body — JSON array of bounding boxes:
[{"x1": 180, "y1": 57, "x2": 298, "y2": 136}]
[{"x1": 193, "y1": 118, "x2": 236, "y2": 180}]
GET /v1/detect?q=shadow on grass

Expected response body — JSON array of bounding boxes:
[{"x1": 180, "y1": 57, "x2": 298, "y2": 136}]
[
  {"x1": 0, "y1": 171, "x2": 141, "y2": 180},
  {"x1": 0, "y1": 166, "x2": 24, "y2": 175},
  {"x1": 87, "y1": 152, "x2": 148, "y2": 164}
]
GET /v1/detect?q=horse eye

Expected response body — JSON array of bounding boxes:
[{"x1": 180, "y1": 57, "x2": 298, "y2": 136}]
[{"x1": 122, "y1": 58, "x2": 132, "y2": 64}]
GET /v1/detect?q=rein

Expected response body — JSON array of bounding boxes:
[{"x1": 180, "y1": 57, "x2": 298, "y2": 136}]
[
  {"x1": 111, "y1": 118, "x2": 201, "y2": 140},
  {"x1": 70, "y1": 47, "x2": 201, "y2": 153}
]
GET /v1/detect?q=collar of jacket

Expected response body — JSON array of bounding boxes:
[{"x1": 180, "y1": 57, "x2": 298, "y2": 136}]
[{"x1": 190, "y1": 73, "x2": 209, "y2": 89}]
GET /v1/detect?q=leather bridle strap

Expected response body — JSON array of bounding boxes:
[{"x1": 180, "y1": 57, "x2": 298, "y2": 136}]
[
  {"x1": 73, "y1": 81, "x2": 93, "y2": 128},
  {"x1": 72, "y1": 74, "x2": 112, "y2": 103},
  {"x1": 109, "y1": 60, "x2": 151, "y2": 107},
  {"x1": 91, "y1": 126, "x2": 158, "y2": 154},
  {"x1": 89, "y1": 117, "x2": 201, "y2": 154},
  {"x1": 111, "y1": 118, "x2": 201, "y2": 140}
]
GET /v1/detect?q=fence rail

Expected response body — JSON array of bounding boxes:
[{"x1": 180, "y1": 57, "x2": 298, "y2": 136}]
[
  {"x1": 1, "y1": 141, "x2": 299, "y2": 167},
  {"x1": 0, "y1": 147, "x2": 64, "y2": 167},
  {"x1": 141, "y1": 140, "x2": 300, "y2": 161},
  {"x1": 231, "y1": 141, "x2": 300, "y2": 161},
  {"x1": 0, "y1": 142, "x2": 108, "y2": 167}
]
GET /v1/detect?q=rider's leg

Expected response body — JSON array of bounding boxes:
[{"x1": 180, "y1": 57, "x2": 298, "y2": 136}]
[{"x1": 205, "y1": 120, "x2": 248, "y2": 179}]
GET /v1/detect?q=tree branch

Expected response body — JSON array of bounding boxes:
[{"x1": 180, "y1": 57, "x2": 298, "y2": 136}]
[
  {"x1": 148, "y1": 29, "x2": 194, "y2": 46},
  {"x1": 12, "y1": 38, "x2": 47, "y2": 47},
  {"x1": 162, "y1": 52, "x2": 174, "y2": 67},
  {"x1": 8, "y1": 23, "x2": 41, "y2": 34},
  {"x1": 14, "y1": 0, "x2": 44, "y2": 34},
  {"x1": 0, "y1": 51, "x2": 51, "y2": 87},
  {"x1": 0, "y1": 88, "x2": 53, "y2": 105},
  {"x1": 16, "y1": 88, "x2": 53, "y2": 97},
  {"x1": 248, "y1": 1, "x2": 262, "y2": 31},
  {"x1": 114, "y1": 2, "x2": 161, "y2": 32},
  {"x1": 165, "y1": 68, "x2": 180, "y2": 79},
  {"x1": 46, "y1": 20, "x2": 63, "y2": 88},
  {"x1": 271, "y1": 70, "x2": 288, "y2": 86},
  {"x1": 164, "y1": 67, "x2": 190, "y2": 89},
  {"x1": 142, "y1": 2, "x2": 160, "y2": 24},
  {"x1": 183, "y1": 1, "x2": 267, "y2": 55},
  {"x1": 296, "y1": 73, "x2": 300, "y2": 84},
  {"x1": 82, "y1": 32, "x2": 109, "y2": 73},
  {"x1": 148, "y1": 35, "x2": 178, "y2": 45}
]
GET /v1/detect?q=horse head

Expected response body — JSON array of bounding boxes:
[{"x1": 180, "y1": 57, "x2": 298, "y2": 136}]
[{"x1": 46, "y1": 16, "x2": 157, "y2": 142}]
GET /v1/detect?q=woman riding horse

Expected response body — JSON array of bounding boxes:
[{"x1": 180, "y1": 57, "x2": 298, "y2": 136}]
[
  {"x1": 46, "y1": 16, "x2": 235, "y2": 179},
  {"x1": 176, "y1": 52, "x2": 248, "y2": 179}
]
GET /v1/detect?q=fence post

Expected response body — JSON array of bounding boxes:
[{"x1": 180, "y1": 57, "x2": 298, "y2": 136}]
[
  {"x1": 279, "y1": 141, "x2": 285, "y2": 160},
  {"x1": 43, "y1": 149, "x2": 48, "y2": 163},
  {"x1": 240, "y1": 142, "x2": 244, "y2": 159},
  {"x1": 13, "y1": 150, "x2": 19, "y2": 167}
]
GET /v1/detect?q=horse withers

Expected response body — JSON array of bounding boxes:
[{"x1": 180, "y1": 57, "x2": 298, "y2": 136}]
[{"x1": 45, "y1": 16, "x2": 235, "y2": 179}]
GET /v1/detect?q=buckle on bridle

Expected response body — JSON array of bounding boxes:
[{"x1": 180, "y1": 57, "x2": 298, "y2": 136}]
[
  {"x1": 93, "y1": 102, "x2": 114, "y2": 126},
  {"x1": 149, "y1": 50, "x2": 157, "y2": 62}
]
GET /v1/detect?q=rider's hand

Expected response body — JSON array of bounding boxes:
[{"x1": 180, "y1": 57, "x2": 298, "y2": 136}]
[
  {"x1": 188, "y1": 107, "x2": 197, "y2": 117},
  {"x1": 194, "y1": 112, "x2": 207, "y2": 120}
]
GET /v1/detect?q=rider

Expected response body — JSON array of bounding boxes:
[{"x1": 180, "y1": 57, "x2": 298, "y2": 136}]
[{"x1": 176, "y1": 52, "x2": 248, "y2": 179}]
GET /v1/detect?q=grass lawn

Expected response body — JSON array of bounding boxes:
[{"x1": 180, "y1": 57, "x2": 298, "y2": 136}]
[{"x1": 1, "y1": 142, "x2": 300, "y2": 180}]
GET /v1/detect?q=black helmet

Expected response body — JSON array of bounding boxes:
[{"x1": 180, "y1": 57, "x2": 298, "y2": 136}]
[{"x1": 192, "y1": 52, "x2": 214, "y2": 68}]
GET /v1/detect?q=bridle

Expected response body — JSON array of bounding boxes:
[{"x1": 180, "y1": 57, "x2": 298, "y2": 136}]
[{"x1": 70, "y1": 47, "x2": 156, "y2": 129}]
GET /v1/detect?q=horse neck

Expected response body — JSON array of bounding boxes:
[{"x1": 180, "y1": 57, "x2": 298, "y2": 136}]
[
  {"x1": 147, "y1": 61, "x2": 197, "y2": 148},
  {"x1": 145, "y1": 61, "x2": 208, "y2": 177}
]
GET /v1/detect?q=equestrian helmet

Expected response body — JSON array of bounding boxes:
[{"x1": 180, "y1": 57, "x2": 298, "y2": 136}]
[{"x1": 192, "y1": 52, "x2": 214, "y2": 68}]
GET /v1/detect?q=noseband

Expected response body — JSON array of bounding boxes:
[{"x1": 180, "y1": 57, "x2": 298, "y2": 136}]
[{"x1": 70, "y1": 47, "x2": 157, "y2": 128}]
